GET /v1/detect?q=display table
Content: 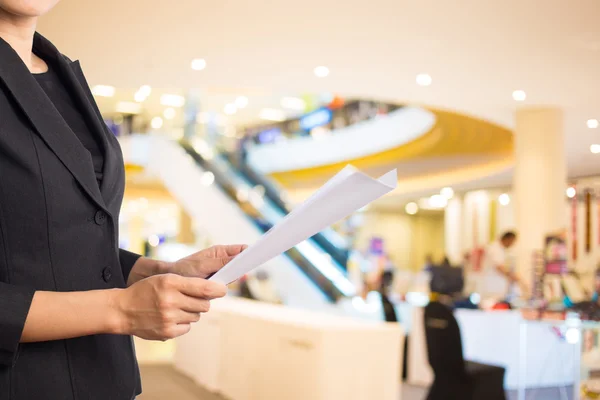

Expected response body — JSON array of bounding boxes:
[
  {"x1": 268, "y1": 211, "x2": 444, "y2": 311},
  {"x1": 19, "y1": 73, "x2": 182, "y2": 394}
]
[
  {"x1": 174, "y1": 297, "x2": 404, "y2": 400},
  {"x1": 407, "y1": 306, "x2": 579, "y2": 390}
]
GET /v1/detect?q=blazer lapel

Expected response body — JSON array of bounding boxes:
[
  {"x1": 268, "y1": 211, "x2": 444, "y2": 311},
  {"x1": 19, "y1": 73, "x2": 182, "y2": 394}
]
[
  {"x1": 66, "y1": 59, "x2": 120, "y2": 202},
  {"x1": 0, "y1": 34, "x2": 107, "y2": 211}
]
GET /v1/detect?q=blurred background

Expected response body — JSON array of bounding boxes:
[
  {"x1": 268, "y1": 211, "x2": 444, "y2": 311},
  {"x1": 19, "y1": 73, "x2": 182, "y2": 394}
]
[{"x1": 37, "y1": 0, "x2": 600, "y2": 399}]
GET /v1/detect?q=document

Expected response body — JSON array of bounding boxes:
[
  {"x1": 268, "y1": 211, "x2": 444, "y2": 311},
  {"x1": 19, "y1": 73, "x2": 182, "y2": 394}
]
[{"x1": 209, "y1": 165, "x2": 397, "y2": 284}]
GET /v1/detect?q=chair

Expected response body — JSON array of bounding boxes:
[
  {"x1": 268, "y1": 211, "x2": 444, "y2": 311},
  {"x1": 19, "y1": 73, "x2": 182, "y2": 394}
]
[{"x1": 424, "y1": 301, "x2": 506, "y2": 400}]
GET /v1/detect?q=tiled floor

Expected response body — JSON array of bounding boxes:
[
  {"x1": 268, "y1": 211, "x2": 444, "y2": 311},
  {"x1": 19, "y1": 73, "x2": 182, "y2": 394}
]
[{"x1": 138, "y1": 365, "x2": 575, "y2": 400}]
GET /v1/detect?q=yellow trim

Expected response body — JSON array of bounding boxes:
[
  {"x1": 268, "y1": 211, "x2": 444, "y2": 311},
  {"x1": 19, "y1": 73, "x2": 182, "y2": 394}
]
[
  {"x1": 270, "y1": 108, "x2": 514, "y2": 187},
  {"x1": 489, "y1": 198, "x2": 497, "y2": 242}
]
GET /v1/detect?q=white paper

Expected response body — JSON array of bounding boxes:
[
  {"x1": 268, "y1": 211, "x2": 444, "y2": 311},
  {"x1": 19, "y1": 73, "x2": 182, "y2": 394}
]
[{"x1": 209, "y1": 165, "x2": 397, "y2": 284}]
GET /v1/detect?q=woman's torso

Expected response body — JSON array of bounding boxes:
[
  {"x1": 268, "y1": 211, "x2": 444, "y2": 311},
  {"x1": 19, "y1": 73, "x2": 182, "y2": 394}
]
[{"x1": 0, "y1": 34, "x2": 140, "y2": 400}]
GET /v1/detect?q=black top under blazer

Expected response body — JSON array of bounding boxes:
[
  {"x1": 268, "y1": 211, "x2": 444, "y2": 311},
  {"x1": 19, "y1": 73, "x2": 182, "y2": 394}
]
[{"x1": 0, "y1": 33, "x2": 142, "y2": 399}]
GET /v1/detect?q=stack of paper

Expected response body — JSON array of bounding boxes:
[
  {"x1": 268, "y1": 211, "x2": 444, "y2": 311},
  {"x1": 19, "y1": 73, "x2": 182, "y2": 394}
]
[{"x1": 210, "y1": 165, "x2": 398, "y2": 284}]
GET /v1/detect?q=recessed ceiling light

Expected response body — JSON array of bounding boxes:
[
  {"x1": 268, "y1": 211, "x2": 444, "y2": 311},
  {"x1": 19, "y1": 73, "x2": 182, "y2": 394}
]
[
  {"x1": 405, "y1": 202, "x2": 419, "y2": 215},
  {"x1": 259, "y1": 108, "x2": 286, "y2": 122},
  {"x1": 235, "y1": 96, "x2": 248, "y2": 109},
  {"x1": 138, "y1": 85, "x2": 151, "y2": 97},
  {"x1": 224, "y1": 103, "x2": 237, "y2": 115},
  {"x1": 191, "y1": 58, "x2": 207, "y2": 71},
  {"x1": 92, "y1": 85, "x2": 115, "y2": 97},
  {"x1": 314, "y1": 66, "x2": 329, "y2": 78},
  {"x1": 498, "y1": 193, "x2": 510, "y2": 206},
  {"x1": 151, "y1": 116, "x2": 164, "y2": 129},
  {"x1": 440, "y1": 187, "x2": 454, "y2": 199},
  {"x1": 591, "y1": 144, "x2": 600, "y2": 154},
  {"x1": 512, "y1": 90, "x2": 526, "y2": 101},
  {"x1": 281, "y1": 97, "x2": 306, "y2": 111},
  {"x1": 416, "y1": 73, "x2": 432, "y2": 86},
  {"x1": 160, "y1": 94, "x2": 185, "y2": 108},
  {"x1": 587, "y1": 119, "x2": 599, "y2": 129},
  {"x1": 201, "y1": 171, "x2": 215, "y2": 186},
  {"x1": 115, "y1": 101, "x2": 142, "y2": 114},
  {"x1": 163, "y1": 107, "x2": 176, "y2": 120},
  {"x1": 134, "y1": 91, "x2": 146, "y2": 102},
  {"x1": 428, "y1": 194, "x2": 448, "y2": 209},
  {"x1": 566, "y1": 187, "x2": 576, "y2": 198}
]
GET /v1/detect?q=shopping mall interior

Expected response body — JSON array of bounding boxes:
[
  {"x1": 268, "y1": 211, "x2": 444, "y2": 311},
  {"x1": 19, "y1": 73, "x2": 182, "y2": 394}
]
[{"x1": 5, "y1": 0, "x2": 600, "y2": 399}]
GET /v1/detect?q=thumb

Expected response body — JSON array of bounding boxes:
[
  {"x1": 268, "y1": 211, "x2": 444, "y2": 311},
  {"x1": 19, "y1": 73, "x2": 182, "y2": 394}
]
[{"x1": 200, "y1": 255, "x2": 236, "y2": 278}]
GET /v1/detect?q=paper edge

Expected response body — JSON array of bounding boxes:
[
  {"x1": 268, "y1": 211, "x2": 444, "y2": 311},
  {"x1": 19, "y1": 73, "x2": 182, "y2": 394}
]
[{"x1": 377, "y1": 169, "x2": 398, "y2": 189}]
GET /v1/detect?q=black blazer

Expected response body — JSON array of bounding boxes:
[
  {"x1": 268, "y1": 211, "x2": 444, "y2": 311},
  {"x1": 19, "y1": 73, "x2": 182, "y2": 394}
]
[{"x1": 0, "y1": 33, "x2": 142, "y2": 399}]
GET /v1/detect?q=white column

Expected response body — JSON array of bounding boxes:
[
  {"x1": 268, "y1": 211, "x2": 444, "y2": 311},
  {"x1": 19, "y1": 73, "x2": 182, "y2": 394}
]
[
  {"x1": 445, "y1": 196, "x2": 463, "y2": 265},
  {"x1": 513, "y1": 108, "x2": 567, "y2": 285}
]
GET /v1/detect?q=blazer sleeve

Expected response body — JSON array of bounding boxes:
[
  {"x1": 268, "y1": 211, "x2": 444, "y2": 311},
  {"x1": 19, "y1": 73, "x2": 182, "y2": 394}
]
[
  {"x1": 119, "y1": 249, "x2": 142, "y2": 282},
  {"x1": 0, "y1": 283, "x2": 35, "y2": 367}
]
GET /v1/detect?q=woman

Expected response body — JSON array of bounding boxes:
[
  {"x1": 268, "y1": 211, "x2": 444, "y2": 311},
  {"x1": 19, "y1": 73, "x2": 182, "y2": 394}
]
[{"x1": 0, "y1": 2, "x2": 245, "y2": 399}]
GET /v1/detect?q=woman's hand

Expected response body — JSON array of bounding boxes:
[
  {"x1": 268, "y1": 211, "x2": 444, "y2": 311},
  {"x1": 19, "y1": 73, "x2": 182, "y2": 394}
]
[
  {"x1": 112, "y1": 273, "x2": 227, "y2": 341},
  {"x1": 169, "y1": 244, "x2": 247, "y2": 278},
  {"x1": 127, "y1": 244, "x2": 247, "y2": 286}
]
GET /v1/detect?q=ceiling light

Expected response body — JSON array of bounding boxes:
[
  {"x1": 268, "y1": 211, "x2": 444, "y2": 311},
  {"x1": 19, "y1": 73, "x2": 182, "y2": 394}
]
[
  {"x1": 134, "y1": 91, "x2": 146, "y2": 102},
  {"x1": 588, "y1": 119, "x2": 599, "y2": 129},
  {"x1": 200, "y1": 171, "x2": 215, "y2": 186},
  {"x1": 160, "y1": 94, "x2": 185, "y2": 108},
  {"x1": 151, "y1": 117, "x2": 164, "y2": 129},
  {"x1": 440, "y1": 187, "x2": 454, "y2": 199},
  {"x1": 314, "y1": 66, "x2": 330, "y2": 78},
  {"x1": 281, "y1": 97, "x2": 306, "y2": 111},
  {"x1": 405, "y1": 202, "x2": 419, "y2": 215},
  {"x1": 498, "y1": 193, "x2": 510, "y2": 206},
  {"x1": 148, "y1": 235, "x2": 160, "y2": 247},
  {"x1": 512, "y1": 90, "x2": 526, "y2": 101},
  {"x1": 259, "y1": 108, "x2": 286, "y2": 122},
  {"x1": 416, "y1": 73, "x2": 432, "y2": 87},
  {"x1": 163, "y1": 107, "x2": 176, "y2": 120},
  {"x1": 115, "y1": 101, "x2": 142, "y2": 114},
  {"x1": 235, "y1": 96, "x2": 249, "y2": 109},
  {"x1": 591, "y1": 144, "x2": 600, "y2": 154},
  {"x1": 224, "y1": 103, "x2": 237, "y2": 115},
  {"x1": 138, "y1": 85, "x2": 151, "y2": 97},
  {"x1": 191, "y1": 58, "x2": 207, "y2": 71},
  {"x1": 428, "y1": 194, "x2": 448, "y2": 209},
  {"x1": 566, "y1": 187, "x2": 576, "y2": 198},
  {"x1": 92, "y1": 85, "x2": 115, "y2": 97}
]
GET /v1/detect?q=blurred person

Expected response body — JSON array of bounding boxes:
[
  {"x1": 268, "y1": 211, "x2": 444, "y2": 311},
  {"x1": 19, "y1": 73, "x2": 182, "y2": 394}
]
[
  {"x1": 0, "y1": 3, "x2": 246, "y2": 399},
  {"x1": 423, "y1": 253, "x2": 435, "y2": 272},
  {"x1": 483, "y1": 231, "x2": 522, "y2": 300}
]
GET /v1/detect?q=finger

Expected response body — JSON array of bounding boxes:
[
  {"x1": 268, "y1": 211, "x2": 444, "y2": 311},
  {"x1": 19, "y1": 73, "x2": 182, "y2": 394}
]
[
  {"x1": 180, "y1": 295, "x2": 211, "y2": 314},
  {"x1": 177, "y1": 277, "x2": 228, "y2": 299},
  {"x1": 165, "y1": 324, "x2": 192, "y2": 340},
  {"x1": 174, "y1": 310, "x2": 202, "y2": 324},
  {"x1": 221, "y1": 244, "x2": 248, "y2": 257},
  {"x1": 198, "y1": 256, "x2": 236, "y2": 277}
]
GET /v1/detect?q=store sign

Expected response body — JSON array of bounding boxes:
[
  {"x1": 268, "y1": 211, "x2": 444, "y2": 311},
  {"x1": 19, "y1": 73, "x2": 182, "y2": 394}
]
[{"x1": 299, "y1": 107, "x2": 332, "y2": 131}]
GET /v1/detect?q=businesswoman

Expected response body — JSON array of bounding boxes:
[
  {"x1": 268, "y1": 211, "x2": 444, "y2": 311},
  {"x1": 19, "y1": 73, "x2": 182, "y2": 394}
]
[{"x1": 0, "y1": 1, "x2": 245, "y2": 399}]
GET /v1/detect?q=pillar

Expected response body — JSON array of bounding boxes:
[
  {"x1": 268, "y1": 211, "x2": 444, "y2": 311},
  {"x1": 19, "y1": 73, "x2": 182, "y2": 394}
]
[
  {"x1": 444, "y1": 195, "x2": 463, "y2": 265},
  {"x1": 177, "y1": 208, "x2": 196, "y2": 244},
  {"x1": 513, "y1": 108, "x2": 567, "y2": 285}
]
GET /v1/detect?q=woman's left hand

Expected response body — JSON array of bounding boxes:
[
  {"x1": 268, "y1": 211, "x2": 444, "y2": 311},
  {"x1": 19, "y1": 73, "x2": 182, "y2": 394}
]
[
  {"x1": 169, "y1": 244, "x2": 247, "y2": 278},
  {"x1": 127, "y1": 245, "x2": 247, "y2": 286}
]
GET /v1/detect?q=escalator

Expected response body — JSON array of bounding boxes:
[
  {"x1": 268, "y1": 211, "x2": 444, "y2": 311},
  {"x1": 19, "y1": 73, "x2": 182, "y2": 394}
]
[
  {"x1": 177, "y1": 139, "x2": 355, "y2": 303},
  {"x1": 226, "y1": 153, "x2": 350, "y2": 269}
]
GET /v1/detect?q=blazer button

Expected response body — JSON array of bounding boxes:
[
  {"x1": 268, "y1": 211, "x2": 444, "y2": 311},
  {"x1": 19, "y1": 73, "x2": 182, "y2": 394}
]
[
  {"x1": 94, "y1": 210, "x2": 107, "y2": 225},
  {"x1": 102, "y1": 267, "x2": 113, "y2": 282}
]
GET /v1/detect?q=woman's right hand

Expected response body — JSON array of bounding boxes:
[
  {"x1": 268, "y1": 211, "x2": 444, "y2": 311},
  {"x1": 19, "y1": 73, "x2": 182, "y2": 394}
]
[{"x1": 111, "y1": 273, "x2": 227, "y2": 341}]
